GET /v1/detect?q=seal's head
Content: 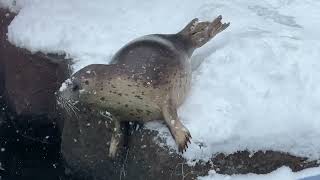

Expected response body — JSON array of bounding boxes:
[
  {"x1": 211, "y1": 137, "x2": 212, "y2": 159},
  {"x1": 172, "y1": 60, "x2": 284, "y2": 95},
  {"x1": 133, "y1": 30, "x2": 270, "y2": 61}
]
[
  {"x1": 56, "y1": 78, "x2": 83, "y2": 116},
  {"x1": 56, "y1": 65, "x2": 103, "y2": 115}
]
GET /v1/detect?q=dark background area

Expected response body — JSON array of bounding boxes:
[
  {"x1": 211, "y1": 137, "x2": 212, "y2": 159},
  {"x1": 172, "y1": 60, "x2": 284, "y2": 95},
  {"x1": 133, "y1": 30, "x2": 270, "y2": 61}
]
[
  {"x1": 0, "y1": 98, "x2": 66, "y2": 180},
  {"x1": 0, "y1": 8, "x2": 70, "y2": 180}
]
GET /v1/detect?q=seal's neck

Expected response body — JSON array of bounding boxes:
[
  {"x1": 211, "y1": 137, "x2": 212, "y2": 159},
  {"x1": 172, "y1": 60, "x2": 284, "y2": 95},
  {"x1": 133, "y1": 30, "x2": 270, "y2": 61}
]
[{"x1": 161, "y1": 34, "x2": 195, "y2": 58}]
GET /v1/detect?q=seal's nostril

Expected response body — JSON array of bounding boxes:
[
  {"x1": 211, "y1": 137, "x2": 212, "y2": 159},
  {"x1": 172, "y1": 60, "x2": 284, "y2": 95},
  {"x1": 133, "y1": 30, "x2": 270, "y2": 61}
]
[{"x1": 72, "y1": 84, "x2": 80, "y2": 91}]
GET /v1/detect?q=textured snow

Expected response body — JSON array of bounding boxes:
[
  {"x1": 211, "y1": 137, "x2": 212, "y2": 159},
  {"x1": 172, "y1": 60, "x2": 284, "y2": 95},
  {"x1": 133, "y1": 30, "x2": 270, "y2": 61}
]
[
  {"x1": 4, "y1": 0, "x2": 320, "y2": 165},
  {"x1": 199, "y1": 166, "x2": 320, "y2": 180}
]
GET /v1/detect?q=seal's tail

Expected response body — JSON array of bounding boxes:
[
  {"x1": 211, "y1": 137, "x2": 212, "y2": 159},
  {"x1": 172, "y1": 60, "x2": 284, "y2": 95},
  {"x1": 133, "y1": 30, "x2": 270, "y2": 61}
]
[{"x1": 179, "y1": 15, "x2": 230, "y2": 48}]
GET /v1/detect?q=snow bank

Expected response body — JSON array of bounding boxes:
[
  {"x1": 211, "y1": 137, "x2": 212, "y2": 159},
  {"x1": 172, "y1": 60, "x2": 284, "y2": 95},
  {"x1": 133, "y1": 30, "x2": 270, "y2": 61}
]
[
  {"x1": 0, "y1": 0, "x2": 39, "y2": 12},
  {"x1": 199, "y1": 166, "x2": 320, "y2": 180},
  {"x1": 4, "y1": 0, "x2": 320, "y2": 164}
]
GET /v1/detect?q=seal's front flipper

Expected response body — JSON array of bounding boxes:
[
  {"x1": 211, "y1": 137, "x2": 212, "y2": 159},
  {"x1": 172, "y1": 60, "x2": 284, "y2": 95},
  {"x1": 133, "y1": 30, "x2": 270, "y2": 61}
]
[
  {"x1": 109, "y1": 118, "x2": 123, "y2": 158},
  {"x1": 162, "y1": 101, "x2": 191, "y2": 153}
]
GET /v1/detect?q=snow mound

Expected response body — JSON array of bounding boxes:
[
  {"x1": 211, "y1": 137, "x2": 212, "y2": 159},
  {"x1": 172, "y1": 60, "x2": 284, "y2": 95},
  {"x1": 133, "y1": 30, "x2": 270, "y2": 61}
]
[{"x1": 199, "y1": 166, "x2": 320, "y2": 180}]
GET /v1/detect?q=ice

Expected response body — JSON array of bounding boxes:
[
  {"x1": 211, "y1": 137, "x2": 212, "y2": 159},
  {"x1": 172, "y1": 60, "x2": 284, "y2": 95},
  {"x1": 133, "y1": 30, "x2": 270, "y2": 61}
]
[
  {"x1": 199, "y1": 166, "x2": 320, "y2": 180},
  {"x1": 3, "y1": 0, "x2": 320, "y2": 166}
]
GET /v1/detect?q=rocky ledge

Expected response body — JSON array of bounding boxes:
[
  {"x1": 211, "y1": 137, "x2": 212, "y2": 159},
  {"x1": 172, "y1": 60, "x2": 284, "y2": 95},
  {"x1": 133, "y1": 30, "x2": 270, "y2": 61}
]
[{"x1": 61, "y1": 104, "x2": 319, "y2": 180}]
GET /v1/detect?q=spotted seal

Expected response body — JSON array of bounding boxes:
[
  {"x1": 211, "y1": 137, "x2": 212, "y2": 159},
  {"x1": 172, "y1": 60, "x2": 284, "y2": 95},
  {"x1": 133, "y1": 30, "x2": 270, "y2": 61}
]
[{"x1": 58, "y1": 16, "x2": 229, "y2": 157}]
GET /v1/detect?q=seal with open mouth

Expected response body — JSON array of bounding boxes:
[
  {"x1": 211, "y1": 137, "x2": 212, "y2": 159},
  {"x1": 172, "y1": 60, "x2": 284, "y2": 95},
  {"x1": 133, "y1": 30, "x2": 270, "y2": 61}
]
[{"x1": 58, "y1": 16, "x2": 229, "y2": 157}]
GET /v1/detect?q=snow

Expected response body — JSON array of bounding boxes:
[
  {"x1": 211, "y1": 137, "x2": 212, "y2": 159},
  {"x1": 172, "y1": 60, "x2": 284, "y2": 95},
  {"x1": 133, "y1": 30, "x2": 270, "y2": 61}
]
[
  {"x1": 199, "y1": 166, "x2": 320, "y2": 180},
  {"x1": 59, "y1": 78, "x2": 71, "y2": 92},
  {"x1": 2, "y1": 0, "x2": 320, "y2": 171}
]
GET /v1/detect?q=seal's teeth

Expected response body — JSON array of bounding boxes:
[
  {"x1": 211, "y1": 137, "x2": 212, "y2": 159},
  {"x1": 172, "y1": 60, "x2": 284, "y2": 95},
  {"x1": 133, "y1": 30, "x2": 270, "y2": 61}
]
[
  {"x1": 189, "y1": 18, "x2": 199, "y2": 31},
  {"x1": 192, "y1": 18, "x2": 199, "y2": 26}
]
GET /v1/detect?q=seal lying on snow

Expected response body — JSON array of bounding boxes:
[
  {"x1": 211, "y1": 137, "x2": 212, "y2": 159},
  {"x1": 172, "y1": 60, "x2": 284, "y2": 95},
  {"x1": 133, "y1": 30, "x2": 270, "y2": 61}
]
[{"x1": 58, "y1": 16, "x2": 229, "y2": 157}]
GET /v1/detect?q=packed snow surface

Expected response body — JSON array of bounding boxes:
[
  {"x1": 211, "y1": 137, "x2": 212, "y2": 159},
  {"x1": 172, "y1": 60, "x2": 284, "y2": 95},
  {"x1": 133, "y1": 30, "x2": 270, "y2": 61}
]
[
  {"x1": 199, "y1": 166, "x2": 320, "y2": 180},
  {"x1": 3, "y1": 0, "x2": 320, "y2": 164}
]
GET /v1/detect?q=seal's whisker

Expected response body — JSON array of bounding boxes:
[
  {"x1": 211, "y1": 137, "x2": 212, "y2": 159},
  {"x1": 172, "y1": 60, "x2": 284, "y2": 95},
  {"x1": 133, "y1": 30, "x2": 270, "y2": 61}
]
[
  {"x1": 66, "y1": 100, "x2": 79, "y2": 112},
  {"x1": 62, "y1": 102, "x2": 72, "y2": 117},
  {"x1": 64, "y1": 99, "x2": 80, "y2": 119},
  {"x1": 57, "y1": 95, "x2": 80, "y2": 119},
  {"x1": 69, "y1": 105, "x2": 80, "y2": 119}
]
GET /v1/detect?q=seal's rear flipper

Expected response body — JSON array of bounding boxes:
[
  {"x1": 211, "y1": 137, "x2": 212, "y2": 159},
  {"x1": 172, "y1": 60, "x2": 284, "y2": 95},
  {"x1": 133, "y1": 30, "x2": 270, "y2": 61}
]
[
  {"x1": 208, "y1": 15, "x2": 230, "y2": 40},
  {"x1": 179, "y1": 15, "x2": 230, "y2": 48},
  {"x1": 109, "y1": 117, "x2": 123, "y2": 158}
]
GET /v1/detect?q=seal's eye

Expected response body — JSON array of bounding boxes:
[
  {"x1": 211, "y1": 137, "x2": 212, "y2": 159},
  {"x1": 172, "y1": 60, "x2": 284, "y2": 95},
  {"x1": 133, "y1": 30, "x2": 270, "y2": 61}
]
[{"x1": 72, "y1": 84, "x2": 80, "y2": 91}]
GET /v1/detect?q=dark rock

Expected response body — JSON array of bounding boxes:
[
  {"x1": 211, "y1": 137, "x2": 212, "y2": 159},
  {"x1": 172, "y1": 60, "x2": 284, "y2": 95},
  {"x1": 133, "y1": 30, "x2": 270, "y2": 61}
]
[
  {"x1": 0, "y1": 8, "x2": 71, "y2": 118},
  {"x1": 0, "y1": 62, "x2": 4, "y2": 96},
  {"x1": 61, "y1": 105, "x2": 208, "y2": 180},
  {"x1": 0, "y1": 9, "x2": 14, "y2": 97},
  {"x1": 0, "y1": 9, "x2": 70, "y2": 179},
  {"x1": 3, "y1": 49, "x2": 70, "y2": 116},
  {"x1": 211, "y1": 151, "x2": 319, "y2": 175},
  {"x1": 0, "y1": 98, "x2": 65, "y2": 180},
  {"x1": 61, "y1": 105, "x2": 320, "y2": 180}
]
